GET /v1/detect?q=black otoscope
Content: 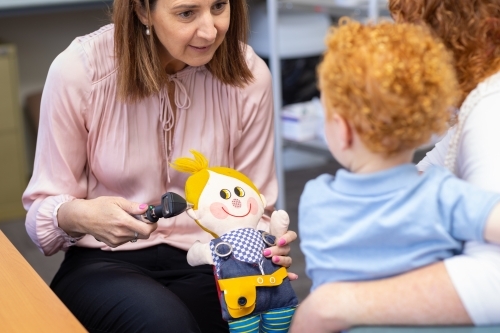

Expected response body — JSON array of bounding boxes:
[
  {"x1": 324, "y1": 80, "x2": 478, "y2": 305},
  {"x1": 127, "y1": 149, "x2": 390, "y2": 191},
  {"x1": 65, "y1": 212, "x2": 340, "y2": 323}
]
[{"x1": 143, "y1": 192, "x2": 189, "y2": 222}]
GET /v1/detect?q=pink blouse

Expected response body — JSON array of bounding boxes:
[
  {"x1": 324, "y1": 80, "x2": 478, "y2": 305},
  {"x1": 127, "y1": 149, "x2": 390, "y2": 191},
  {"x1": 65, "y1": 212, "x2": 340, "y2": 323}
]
[{"x1": 22, "y1": 24, "x2": 277, "y2": 256}]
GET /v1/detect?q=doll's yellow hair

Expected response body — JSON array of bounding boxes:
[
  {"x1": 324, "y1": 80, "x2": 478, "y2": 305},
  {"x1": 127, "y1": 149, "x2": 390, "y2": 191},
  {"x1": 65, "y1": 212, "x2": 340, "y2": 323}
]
[{"x1": 171, "y1": 150, "x2": 262, "y2": 237}]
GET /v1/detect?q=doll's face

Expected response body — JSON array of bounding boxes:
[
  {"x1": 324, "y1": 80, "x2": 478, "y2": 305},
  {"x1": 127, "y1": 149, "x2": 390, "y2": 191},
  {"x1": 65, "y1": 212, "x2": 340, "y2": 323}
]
[{"x1": 190, "y1": 171, "x2": 265, "y2": 236}]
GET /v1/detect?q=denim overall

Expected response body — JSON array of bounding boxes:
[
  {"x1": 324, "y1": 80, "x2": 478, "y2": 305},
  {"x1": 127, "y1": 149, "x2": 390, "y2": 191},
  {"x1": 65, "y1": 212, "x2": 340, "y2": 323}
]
[{"x1": 210, "y1": 228, "x2": 298, "y2": 329}]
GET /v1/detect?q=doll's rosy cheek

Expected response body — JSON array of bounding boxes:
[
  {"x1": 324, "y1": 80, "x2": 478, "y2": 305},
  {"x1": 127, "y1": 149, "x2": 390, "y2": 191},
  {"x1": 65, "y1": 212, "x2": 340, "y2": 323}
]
[
  {"x1": 210, "y1": 202, "x2": 229, "y2": 219},
  {"x1": 248, "y1": 197, "x2": 259, "y2": 215}
]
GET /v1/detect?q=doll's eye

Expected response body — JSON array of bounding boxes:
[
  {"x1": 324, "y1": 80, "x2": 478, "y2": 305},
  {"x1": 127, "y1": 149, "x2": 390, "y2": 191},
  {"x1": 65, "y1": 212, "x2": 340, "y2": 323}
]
[
  {"x1": 234, "y1": 187, "x2": 245, "y2": 197},
  {"x1": 220, "y1": 189, "x2": 231, "y2": 199}
]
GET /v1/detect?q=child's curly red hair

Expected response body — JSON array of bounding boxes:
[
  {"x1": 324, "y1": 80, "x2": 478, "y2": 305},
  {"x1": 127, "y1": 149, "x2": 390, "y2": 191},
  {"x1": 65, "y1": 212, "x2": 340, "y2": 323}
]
[{"x1": 318, "y1": 18, "x2": 458, "y2": 156}]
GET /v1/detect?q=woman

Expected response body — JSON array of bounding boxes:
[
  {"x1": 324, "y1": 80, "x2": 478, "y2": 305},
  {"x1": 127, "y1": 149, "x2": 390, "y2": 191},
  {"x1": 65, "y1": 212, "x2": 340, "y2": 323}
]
[
  {"x1": 291, "y1": 0, "x2": 500, "y2": 331},
  {"x1": 22, "y1": 0, "x2": 296, "y2": 332}
]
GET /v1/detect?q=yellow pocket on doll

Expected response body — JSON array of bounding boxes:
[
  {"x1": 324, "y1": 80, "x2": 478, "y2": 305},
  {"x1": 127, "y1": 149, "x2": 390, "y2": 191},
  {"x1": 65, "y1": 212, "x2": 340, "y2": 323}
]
[
  {"x1": 217, "y1": 267, "x2": 288, "y2": 318},
  {"x1": 219, "y1": 277, "x2": 257, "y2": 318}
]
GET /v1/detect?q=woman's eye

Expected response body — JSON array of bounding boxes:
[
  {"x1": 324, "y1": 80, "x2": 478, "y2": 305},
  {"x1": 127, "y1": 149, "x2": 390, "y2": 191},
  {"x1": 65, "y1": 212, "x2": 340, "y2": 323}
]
[
  {"x1": 234, "y1": 187, "x2": 245, "y2": 197},
  {"x1": 220, "y1": 189, "x2": 231, "y2": 200},
  {"x1": 213, "y1": 2, "x2": 227, "y2": 11},
  {"x1": 179, "y1": 11, "x2": 193, "y2": 19}
]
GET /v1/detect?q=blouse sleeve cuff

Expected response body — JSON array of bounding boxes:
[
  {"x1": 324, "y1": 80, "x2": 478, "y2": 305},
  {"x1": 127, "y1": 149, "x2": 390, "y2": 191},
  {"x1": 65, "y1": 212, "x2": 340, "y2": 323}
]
[{"x1": 34, "y1": 194, "x2": 81, "y2": 255}]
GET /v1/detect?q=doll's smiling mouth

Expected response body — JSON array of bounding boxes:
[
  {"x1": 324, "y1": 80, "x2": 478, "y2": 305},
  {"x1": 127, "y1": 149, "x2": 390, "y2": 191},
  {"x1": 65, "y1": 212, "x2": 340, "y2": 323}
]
[{"x1": 222, "y1": 204, "x2": 252, "y2": 217}]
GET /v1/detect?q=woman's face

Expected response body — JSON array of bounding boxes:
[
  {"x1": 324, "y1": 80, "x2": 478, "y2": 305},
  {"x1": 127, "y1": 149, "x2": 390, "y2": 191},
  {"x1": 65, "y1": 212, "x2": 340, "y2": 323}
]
[{"x1": 143, "y1": 0, "x2": 230, "y2": 73}]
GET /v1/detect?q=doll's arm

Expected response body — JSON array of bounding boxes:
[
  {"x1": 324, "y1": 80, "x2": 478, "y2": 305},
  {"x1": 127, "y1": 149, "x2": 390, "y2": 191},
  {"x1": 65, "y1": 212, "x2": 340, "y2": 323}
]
[
  {"x1": 187, "y1": 241, "x2": 214, "y2": 266},
  {"x1": 270, "y1": 210, "x2": 290, "y2": 238}
]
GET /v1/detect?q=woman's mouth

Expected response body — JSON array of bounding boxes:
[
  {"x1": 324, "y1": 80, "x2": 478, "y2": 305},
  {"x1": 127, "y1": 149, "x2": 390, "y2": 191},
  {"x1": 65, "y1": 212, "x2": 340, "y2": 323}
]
[{"x1": 190, "y1": 45, "x2": 210, "y2": 51}]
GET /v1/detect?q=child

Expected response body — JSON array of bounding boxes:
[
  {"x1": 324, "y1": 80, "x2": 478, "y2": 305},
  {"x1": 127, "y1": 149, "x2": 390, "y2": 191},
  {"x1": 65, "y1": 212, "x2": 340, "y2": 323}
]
[{"x1": 298, "y1": 18, "x2": 500, "y2": 291}]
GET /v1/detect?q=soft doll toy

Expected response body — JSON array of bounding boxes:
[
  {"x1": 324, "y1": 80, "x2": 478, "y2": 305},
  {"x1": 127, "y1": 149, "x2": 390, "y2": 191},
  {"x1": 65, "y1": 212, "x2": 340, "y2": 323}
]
[{"x1": 171, "y1": 150, "x2": 298, "y2": 333}]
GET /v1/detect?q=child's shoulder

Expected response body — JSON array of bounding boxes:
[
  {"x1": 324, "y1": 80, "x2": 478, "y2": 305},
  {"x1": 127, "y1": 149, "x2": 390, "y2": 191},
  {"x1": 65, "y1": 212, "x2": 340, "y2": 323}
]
[
  {"x1": 421, "y1": 165, "x2": 463, "y2": 185},
  {"x1": 300, "y1": 173, "x2": 335, "y2": 199},
  {"x1": 421, "y1": 165, "x2": 497, "y2": 201},
  {"x1": 416, "y1": 165, "x2": 473, "y2": 196},
  {"x1": 304, "y1": 173, "x2": 335, "y2": 190},
  {"x1": 421, "y1": 164, "x2": 453, "y2": 177}
]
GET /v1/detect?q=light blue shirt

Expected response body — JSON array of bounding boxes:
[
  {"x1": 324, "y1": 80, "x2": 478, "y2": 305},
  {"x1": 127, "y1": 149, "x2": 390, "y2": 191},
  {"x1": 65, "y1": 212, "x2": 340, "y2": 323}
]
[{"x1": 298, "y1": 164, "x2": 500, "y2": 291}]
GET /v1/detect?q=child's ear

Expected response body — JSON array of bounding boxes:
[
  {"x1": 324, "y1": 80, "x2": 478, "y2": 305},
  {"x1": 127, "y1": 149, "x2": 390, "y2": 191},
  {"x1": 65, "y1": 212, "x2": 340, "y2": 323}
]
[
  {"x1": 332, "y1": 113, "x2": 353, "y2": 150},
  {"x1": 186, "y1": 208, "x2": 199, "y2": 220}
]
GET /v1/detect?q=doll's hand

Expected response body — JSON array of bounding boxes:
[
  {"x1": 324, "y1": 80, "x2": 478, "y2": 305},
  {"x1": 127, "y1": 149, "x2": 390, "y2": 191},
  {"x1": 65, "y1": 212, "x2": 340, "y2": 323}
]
[
  {"x1": 270, "y1": 210, "x2": 290, "y2": 236},
  {"x1": 187, "y1": 241, "x2": 214, "y2": 266}
]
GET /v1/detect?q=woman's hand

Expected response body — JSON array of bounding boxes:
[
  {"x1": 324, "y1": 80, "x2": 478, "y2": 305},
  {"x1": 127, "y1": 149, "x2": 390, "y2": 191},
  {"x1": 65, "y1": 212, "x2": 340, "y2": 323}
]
[
  {"x1": 264, "y1": 210, "x2": 299, "y2": 280},
  {"x1": 57, "y1": 196, "x2": 158, "y2": 247}
]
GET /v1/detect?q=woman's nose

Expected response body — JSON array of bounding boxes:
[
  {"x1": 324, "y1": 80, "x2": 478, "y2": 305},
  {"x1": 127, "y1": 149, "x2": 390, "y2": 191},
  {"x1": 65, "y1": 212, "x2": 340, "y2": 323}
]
[{"x1": 197, "y1": 15, "x2": 217, "y2": 41}]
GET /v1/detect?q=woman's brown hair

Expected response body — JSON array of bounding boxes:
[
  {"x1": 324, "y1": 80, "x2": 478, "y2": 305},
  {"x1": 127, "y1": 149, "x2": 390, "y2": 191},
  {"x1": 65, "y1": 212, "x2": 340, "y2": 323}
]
[
  {"x1": 389, "y1": 0, "x2": 500, "y2": 107},
  {"x1": 113, "y1": 0, "x2": 253, "y2": 102}
]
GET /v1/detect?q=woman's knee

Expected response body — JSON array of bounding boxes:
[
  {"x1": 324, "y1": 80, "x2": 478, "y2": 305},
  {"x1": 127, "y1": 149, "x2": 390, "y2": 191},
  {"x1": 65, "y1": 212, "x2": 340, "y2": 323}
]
[{"x1": 52, "y1": 263, "x2": 201, "y2": 332}]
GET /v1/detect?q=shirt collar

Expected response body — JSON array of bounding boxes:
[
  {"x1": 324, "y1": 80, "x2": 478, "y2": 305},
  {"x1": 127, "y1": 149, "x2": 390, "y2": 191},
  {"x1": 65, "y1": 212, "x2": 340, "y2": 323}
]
[{"x1": 332, "y1": 163, "x2": 420, "y2": 196}]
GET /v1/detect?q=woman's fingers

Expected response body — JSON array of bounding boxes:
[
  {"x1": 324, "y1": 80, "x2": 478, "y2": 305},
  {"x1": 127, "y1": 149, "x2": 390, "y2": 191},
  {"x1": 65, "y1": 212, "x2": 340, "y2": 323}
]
[
  {"x1": 76, "y1": 196, "x2": 157, "y2": 247},
  {"x1": 104, "y1": 219, "x2": 157, "y2": 247},
  {"x1": 262, "y1": 229, "x2": 298, "y2": 268},
  {"x1": 263, "y1": 244, "x2": 292, "y2": 267},
  {"x1": 277, "y1": 230, "x2": 297, "y2": 248},
  {"x1": 131, "y1": 223, "x2": 158, "y2": 241},
  {"x1": 99, "y1": 224, "x2": 155, "y2": 247},
  {"x1": 115, "y1": 197, "x2": 150, "y2": 216},
  {"x1": 272, "y1": 254, "x2": 293, "y2": 267}
]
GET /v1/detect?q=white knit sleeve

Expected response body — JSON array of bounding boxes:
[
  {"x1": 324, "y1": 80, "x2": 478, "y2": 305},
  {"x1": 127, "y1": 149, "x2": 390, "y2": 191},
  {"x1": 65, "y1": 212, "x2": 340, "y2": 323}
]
[{"x1": 454, "y1": 91, "x2": 500, "y2": 191}]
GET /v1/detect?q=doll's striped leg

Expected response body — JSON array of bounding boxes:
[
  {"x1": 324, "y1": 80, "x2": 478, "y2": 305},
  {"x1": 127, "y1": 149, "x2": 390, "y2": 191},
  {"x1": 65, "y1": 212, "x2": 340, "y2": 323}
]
[
  {"x1": 228, "y1": 314, "x2": 260, "y2": 333},
  {"x1": 260, "y1": 306, "x2": 296, "y2": 333}
]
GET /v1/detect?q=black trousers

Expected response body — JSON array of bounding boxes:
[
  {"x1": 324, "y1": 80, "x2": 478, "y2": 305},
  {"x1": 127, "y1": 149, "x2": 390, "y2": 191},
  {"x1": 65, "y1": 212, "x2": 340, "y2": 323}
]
[{"x1": 50, "y1": 244, "x2": 229, "y2": 333}]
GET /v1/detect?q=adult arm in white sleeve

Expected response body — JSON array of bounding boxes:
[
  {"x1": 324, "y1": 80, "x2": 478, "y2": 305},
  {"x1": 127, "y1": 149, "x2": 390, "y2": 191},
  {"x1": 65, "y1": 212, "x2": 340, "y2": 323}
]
[{"x1": 455, "y1": 92, "x2": 500, "y2": 190}]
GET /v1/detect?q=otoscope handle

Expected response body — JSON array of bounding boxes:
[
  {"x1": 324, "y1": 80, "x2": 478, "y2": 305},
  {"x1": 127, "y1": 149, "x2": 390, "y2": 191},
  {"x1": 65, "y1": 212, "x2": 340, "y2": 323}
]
[{"x1": 145, "y1": 205, "x2": 162, "y2": 222}]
